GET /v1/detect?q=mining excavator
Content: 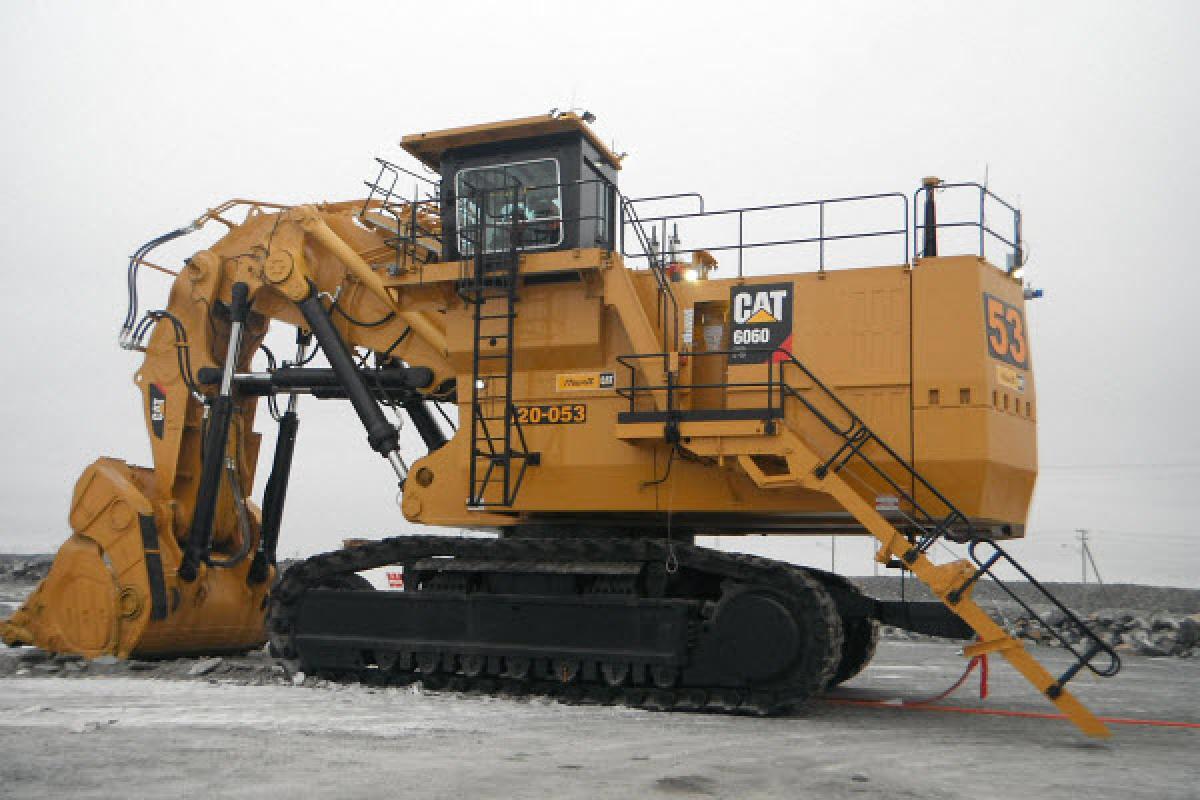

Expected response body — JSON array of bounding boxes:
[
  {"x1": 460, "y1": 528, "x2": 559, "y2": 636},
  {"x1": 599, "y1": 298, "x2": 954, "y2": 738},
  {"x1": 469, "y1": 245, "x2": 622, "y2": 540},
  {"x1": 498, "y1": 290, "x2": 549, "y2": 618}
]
[{"x1": 3, "y1": 113, "x2": 1120, "y2": 735}]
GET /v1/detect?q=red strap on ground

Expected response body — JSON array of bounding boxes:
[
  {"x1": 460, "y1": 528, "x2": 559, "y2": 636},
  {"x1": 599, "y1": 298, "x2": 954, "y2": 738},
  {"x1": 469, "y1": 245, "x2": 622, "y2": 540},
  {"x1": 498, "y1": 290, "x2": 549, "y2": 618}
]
[
  {"x1": 827, "y1": 651, "x2": 1200, "y2": 729},
  {"x1": 893, "y1": 654, "x2": 988, "y2": 707}
]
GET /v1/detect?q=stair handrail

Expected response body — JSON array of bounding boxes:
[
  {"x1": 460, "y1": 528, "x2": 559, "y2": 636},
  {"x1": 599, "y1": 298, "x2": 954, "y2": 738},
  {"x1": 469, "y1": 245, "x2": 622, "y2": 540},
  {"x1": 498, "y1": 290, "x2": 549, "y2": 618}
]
[
  {"x1": 618, "y1": 195, "x2": 680, "y2": 358},
  {"x1": 965, "y1": 539, "x2": 1121, "y2": 683},
  {"x1": 771, "y1": 346, "x2": 1121, "y2": 687},
  {"x1": 771, "y1": 347, "x2": 972, "y2": 553}
]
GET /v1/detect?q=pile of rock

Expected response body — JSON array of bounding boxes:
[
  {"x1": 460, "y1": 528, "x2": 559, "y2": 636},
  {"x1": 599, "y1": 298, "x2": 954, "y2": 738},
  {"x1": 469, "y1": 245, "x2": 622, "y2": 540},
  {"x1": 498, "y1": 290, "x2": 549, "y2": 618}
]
[
  {"x1": 1006, "y1": 608, "x2": 1200, "y2": 658},
  {"x1": 0, "y1": 647, "x2": 294, "y2": 685},
  {"x1": 881, "y1": 607, "x2": 1200, "y2": 658},
  {"x1": 0, "y1": 556, "x2": 52, "y2": 584}
]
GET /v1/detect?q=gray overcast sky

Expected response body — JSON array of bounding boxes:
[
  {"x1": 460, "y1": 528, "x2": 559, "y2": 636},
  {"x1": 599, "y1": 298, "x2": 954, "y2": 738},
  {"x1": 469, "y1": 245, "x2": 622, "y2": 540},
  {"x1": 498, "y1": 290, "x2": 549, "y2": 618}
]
[{"x1": 1, "y1": 1, "x2": 1196, "y2": 585}]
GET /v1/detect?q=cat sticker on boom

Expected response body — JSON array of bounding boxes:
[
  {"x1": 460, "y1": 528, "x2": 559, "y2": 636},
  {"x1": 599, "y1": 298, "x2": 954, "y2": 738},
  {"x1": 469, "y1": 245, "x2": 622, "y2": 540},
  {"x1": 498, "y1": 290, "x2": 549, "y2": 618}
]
[
  {"x1": 729, "y1": 282, "x2": 793, "y2": 364},
  {"x1": 148, "y1": 383, "x2": 167, "y2": 439}
]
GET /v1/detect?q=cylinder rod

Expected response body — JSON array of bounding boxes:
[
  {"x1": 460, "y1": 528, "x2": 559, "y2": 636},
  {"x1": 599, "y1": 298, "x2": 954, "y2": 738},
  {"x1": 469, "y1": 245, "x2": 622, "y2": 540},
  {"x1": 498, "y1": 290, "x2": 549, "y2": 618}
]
[
  {"x1": 296, "y1": 289, "x2": 400, "y2": 459},
  {"x1": 180, "y1": 282, "x2": 250, "y2": 582}
]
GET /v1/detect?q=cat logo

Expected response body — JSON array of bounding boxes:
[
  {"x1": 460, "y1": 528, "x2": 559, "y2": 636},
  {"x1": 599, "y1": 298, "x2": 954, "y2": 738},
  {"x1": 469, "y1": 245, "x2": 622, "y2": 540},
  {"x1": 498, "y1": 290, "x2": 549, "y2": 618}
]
[
  {"x1": 729, "y1": 283, "x2": 793, "y2": 364},
  {"x1": 734, "y1": 288, "x2": 789, "y2": 325},
  {"x1": 148, "y1": 383, "x2": 167, "y2": 439}
]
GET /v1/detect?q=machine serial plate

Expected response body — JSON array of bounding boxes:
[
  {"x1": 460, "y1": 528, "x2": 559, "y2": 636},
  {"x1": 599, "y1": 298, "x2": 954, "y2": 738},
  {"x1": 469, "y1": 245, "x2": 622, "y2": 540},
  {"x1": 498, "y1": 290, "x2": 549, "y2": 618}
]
[{"x1": 515, "y1": 404, "x2": 587, "y2": 425}]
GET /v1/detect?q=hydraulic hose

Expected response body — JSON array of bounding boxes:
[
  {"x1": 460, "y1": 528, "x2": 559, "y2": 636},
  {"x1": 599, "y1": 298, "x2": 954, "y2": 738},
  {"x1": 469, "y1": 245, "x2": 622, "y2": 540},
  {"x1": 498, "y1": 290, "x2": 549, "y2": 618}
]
[{"x1": 120, "y1": 223, "x2": 201, "y2": 347}]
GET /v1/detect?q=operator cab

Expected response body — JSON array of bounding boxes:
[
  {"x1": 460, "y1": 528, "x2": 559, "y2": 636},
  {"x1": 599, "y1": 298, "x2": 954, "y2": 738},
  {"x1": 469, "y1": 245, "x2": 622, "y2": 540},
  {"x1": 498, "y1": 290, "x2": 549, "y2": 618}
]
[{"x1": 401, "y1": 113, "x2": 622, "y2": 261}]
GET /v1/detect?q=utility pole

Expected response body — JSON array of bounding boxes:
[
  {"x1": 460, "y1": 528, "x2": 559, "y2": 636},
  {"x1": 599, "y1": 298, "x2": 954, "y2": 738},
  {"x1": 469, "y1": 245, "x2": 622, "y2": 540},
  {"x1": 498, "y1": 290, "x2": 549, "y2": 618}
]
[
  {"x1": 830, "y1": 536, "x2": 836, "y2": 572},
  {"x1": 1076, "y1": 529, "x2": 1089, "y2": 614}
]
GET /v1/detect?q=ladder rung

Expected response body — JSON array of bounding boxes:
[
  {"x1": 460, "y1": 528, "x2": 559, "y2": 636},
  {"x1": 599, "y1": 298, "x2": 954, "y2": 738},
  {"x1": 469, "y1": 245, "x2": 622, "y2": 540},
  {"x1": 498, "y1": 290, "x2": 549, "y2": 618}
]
[{"x1": 1048, "y1": 641, "x2": 1107, "y2": 697}]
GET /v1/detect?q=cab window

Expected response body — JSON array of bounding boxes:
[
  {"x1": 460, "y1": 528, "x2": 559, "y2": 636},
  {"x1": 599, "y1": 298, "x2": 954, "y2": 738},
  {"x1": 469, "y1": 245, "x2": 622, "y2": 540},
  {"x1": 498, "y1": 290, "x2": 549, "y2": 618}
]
[{"x1": 456, "y1": 158, "x2": 562, "y2": 255}]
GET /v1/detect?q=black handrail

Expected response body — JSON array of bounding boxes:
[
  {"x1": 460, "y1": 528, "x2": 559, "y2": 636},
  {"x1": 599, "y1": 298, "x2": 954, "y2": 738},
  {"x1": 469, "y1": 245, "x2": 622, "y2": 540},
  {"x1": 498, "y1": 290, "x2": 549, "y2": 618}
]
[
  {"x1": 360, "y1": 159, "x2": 443, "y2": 281},
  {"x1": 965, "y1": 539, "x2": 1121, "y2": 684},
  {"x1": 626, "y1": 192, "x2": 705, "y2": 214},
  {"x1": 617, "y1": 347, "x2": 970, "y2": 551},
  {"x1": 620, "y1": 192, "x2": 909, "y2": 278},
  {"x1": 913, "y1": 181, "x2": 1023, "y2": 268}
]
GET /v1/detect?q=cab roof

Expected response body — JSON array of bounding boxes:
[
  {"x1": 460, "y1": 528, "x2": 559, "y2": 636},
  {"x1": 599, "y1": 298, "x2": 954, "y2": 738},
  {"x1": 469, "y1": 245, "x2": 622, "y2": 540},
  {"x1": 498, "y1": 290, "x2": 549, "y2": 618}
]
[{"x1": 401, "y1": 112, "x2": 623, "y2": 172}]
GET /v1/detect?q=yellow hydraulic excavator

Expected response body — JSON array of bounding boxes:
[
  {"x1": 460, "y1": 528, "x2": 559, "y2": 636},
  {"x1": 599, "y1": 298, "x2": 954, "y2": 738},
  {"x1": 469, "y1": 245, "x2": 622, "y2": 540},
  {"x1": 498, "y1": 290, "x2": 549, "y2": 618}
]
[{"x1": 3, "y1": 112, "x2": 1119, "y2": 735}]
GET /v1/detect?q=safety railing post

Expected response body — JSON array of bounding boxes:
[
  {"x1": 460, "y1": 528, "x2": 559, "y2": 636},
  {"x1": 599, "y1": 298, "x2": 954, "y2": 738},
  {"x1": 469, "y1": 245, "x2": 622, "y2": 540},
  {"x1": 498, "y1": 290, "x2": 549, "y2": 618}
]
[
  {"x1": 978, "y1": 186, "x2": 986, "y2": 257},
  {"x1": 819, "y1": 202, "x2": 826, "y2": 273},
  {"x1": 1012, "y1": 208, "x2": 1023, "y2": 271},
  {"x1": 738, "y1": 212, "x2": 744, "y2": 278}
]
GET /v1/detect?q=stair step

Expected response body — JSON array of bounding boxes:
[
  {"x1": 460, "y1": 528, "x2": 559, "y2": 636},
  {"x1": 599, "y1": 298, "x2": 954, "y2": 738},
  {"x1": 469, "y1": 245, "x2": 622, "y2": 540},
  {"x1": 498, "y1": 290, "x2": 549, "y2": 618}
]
[{"x1": 358, "y1": 211, "x2": 400, "y2": 236}]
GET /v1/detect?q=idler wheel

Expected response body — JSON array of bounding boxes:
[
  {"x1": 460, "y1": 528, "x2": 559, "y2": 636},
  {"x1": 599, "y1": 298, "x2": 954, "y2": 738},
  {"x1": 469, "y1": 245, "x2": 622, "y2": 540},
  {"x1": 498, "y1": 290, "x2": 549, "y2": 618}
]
[{"x1": 713, "y1": 587, "x2": 802, "y2": 683}]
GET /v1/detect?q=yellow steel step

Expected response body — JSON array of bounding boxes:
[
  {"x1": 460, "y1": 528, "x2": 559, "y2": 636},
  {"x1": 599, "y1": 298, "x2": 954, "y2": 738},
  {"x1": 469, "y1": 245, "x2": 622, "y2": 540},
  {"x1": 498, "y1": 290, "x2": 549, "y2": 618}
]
[{"x1": 614, "y1": 418, "x2": 776, "y2": 442}]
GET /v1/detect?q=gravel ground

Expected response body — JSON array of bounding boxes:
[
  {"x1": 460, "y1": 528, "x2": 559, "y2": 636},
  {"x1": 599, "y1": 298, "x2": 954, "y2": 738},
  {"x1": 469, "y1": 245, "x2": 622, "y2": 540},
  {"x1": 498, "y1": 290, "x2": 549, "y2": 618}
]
[
  {"x1": 0, "y1": 640, "x2": 1196, "y2": 800},
  {"x1": 3, "y1": 557, "x2": 1198, "y2": 798}
]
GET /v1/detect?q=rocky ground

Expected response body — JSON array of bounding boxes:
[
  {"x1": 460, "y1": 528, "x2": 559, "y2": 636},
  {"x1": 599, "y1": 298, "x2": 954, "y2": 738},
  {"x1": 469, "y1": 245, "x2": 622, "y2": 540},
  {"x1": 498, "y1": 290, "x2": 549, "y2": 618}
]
[
  {"x1": 0, "y1": 555, "x2": 51, "y2": 616},
  {"x1": 853, "y1": 575, "x2": 1200, "y2": 659},
  {"x1": 853, "y1": 575, "x2": 1200, "y2": 613},
  {"x1": 1, "y1": 555, "x2": 1197, "y2": 798},
  {"x1": 0, "y1": 640, "x2": 1196, "y2": 800}
]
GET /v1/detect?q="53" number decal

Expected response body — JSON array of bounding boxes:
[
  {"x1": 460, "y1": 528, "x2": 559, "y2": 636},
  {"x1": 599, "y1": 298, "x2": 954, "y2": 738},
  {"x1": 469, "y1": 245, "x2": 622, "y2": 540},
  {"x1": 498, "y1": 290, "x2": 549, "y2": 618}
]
[{"x1": 983, "y1": 293, "x2": 1029, "y2": 369}]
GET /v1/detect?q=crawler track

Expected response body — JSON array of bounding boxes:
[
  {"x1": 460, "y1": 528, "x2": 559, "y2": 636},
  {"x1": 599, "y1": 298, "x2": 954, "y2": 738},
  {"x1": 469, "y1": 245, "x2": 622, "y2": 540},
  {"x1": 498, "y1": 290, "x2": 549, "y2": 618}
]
[{"x1": 268, "y1": 536, "x2": 847, "y2": 715}]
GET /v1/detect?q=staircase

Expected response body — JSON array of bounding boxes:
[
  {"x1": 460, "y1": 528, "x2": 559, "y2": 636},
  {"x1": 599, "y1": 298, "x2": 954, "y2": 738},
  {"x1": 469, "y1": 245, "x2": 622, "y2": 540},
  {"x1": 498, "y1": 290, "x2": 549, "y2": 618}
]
[
  {"x1": 358, "y1": 157, "x2": 442, "y2": 276},
  {"x1": 616, "y1": 347, "x2": 1121, "y2": 737}
]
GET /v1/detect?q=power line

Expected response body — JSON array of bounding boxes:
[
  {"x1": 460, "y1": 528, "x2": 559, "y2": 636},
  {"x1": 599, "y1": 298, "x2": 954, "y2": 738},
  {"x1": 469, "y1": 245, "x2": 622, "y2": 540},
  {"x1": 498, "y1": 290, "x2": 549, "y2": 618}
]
[{"x1": 1029, "y1": 528, "x2": 1194, "y2": 540}]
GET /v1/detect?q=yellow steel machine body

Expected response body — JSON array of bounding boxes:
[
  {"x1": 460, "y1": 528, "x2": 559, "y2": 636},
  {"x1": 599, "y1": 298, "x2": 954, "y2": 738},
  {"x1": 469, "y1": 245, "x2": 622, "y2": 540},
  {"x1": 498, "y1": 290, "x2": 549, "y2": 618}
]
[{"x1": 4, "y1": 113, "x2": 1117, "y2": 736}]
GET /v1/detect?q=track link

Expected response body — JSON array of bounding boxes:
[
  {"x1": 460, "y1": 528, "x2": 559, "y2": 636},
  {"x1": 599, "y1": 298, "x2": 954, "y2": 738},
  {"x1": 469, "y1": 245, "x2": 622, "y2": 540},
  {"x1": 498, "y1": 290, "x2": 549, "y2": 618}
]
[
  {"x1": 268, "y1": 536, "x2": 844, "y2": 716},
  {"x1": 802, "y1": 567, "x2": 880, "y2": 686}
]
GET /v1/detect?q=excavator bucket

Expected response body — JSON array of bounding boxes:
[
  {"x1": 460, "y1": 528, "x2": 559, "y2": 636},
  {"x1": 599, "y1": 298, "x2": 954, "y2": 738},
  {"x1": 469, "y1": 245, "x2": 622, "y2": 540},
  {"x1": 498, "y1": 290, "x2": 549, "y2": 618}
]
[{"x1": 2, "y1": 458, "x2": 269, "y2": 658}]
